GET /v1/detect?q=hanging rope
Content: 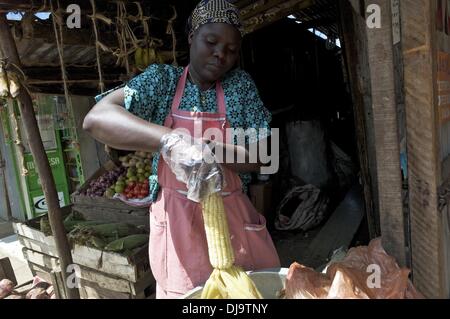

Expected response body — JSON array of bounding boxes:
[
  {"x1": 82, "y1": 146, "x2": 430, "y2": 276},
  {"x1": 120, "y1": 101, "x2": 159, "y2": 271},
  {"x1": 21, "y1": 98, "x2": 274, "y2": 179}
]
[
  {"x1": 117, "y1": 1, "x2": 132, "y2": 74},
  {"x1": 166, "y1": 6, "x2": 178, "y2": 66},
  {"x1": 10, "y1": 106, "x2": 28, "y2": 176},
  {"x1": 50, "y1": 0, "x2": 74, "y2": 117},
  {"x1": 89, "y1": 0, "x2": 106, "y2": 93},
  {"x1": 134, "y1": 1, "x2": 150, "y2": 44}
]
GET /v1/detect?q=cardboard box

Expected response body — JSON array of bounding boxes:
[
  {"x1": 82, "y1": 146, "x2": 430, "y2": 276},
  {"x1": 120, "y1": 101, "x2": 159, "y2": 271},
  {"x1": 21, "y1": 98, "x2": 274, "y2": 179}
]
[{"x1": 249, "y1": 182, "x2": 273, "y2": 217}]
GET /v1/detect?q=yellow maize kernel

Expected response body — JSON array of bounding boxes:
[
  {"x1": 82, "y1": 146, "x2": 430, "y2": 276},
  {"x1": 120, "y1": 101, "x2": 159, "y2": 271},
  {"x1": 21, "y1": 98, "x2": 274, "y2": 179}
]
[{"x1": 200, "y1": 193, "x2": 262, "y2": 299}]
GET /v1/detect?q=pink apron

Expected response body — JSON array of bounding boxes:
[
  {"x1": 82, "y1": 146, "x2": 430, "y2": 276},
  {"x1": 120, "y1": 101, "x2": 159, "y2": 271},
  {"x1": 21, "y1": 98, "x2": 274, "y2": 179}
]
[{"x1": 149, "y1": 66, "x2": 280, "y2": 299}]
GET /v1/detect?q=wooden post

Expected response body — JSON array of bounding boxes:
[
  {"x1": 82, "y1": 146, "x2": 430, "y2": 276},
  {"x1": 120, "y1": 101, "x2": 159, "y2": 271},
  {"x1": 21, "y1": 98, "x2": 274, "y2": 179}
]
[
  {"x1": 365, "y1": 0, "x2": 407, "y2": 266},
  {"x1": 0, "y1": 14, "x2": 79, "y2": 299},
  {"x1": 400, "y1": 0, "x2": 449, "y2": 298},
  {"x1": 339, "y1": 0, "x2": 380, "y2": 239}
]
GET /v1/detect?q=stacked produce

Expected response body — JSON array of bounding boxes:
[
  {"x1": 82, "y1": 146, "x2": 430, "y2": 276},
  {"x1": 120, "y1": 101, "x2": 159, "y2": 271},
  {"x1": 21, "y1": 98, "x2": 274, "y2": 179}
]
[
  {"x1": 81, "y1": 166, "x2": 126, "y2": 198},
  {"x1": 66, "y1": 212, "x2": 148, "y2": 253},
  {"x1": 78, "y1": 151, "x2": 152, "y2": 200},
  {"x1": 39, "y1": 212, "x2": 149, "y2": 254},
  {"x1": 112, "y1": 151, "x2": 152, "y2": 200}
]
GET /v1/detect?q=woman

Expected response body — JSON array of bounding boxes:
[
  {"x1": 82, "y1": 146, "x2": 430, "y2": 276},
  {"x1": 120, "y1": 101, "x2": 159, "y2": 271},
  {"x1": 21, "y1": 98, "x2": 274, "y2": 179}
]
[{"x1": 83, "y1": 0, "x2": 280, "y2": 299}]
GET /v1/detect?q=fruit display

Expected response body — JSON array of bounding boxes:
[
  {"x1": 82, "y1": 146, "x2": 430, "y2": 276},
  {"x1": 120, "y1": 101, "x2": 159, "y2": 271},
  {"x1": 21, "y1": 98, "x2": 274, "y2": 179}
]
[
  {"x1": 79, "y1": 150, "x2": 153, "y2": 201},
  {"x1": 112, "y1": 151, "x2": 153, "y2": 200},
  {"x1": 81, "y1": 166, "x2": 126, "y2": 197}
]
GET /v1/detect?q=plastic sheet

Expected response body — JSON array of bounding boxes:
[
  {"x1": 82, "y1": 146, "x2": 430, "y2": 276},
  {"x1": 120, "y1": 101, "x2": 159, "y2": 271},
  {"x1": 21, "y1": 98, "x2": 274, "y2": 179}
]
[
  {"x1": 284, "y1": 238, "x2": 424, "y2": 299},
  {"x1": 159, "y1": 132, "x2": 224, "y2": 202}
]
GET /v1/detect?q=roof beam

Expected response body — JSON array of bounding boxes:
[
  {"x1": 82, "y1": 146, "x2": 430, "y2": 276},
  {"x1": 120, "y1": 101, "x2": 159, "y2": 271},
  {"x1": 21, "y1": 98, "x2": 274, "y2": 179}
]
[{"x1": 242, "y1": 0, "x2": 314, "y2": 34}]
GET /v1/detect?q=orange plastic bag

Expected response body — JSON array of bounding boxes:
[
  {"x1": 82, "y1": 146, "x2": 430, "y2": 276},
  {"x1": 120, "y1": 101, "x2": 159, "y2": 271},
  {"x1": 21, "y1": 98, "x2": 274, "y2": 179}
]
[{"x1": 284, "y1": 238, "x2": 424, "y2": 299}]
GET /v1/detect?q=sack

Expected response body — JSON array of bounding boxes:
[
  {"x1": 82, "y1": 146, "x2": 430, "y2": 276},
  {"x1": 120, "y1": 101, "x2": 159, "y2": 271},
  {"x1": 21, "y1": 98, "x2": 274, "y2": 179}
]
[{"x1": 275, "y1": 184, "x2": 329, "y2": 231}]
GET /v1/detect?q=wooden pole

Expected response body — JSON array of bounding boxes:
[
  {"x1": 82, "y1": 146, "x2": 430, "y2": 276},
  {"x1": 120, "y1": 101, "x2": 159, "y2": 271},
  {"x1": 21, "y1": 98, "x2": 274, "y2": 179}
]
[
  {"x1": 339, "y1": 0, "x2": 380, "y2": 238},
  {"x1": 0, "y1": 14, "x2": 79, "y2": 299},
  {"x1": 0, "y1": 146, "x2": 12, "y2": 221},
  {"x1": 365, "y1": 0, "x2": 407, "y2": 266}
]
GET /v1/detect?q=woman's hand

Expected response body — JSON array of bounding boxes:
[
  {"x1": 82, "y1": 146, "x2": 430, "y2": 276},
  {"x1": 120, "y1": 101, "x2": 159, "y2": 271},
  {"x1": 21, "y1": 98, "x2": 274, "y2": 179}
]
[{"x1": 160, "y1": 131, "x2": 224, "y2": 202}]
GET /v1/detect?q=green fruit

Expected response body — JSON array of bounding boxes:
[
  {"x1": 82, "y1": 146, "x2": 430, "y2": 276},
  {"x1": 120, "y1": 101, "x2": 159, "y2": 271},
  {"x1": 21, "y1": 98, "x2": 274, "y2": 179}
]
[
  {"x1": 105, "y1": 189, "x2": 115, "y2": 198},
  {"x1": 116, "y1": 180, "x2": 125, "y2": 187},
  {"x1": 138, "y1": 176, "x2": 146, "y2": 183},
  {"x1": 126, "y1": 171, "x2": 135, "y2": 178},
  {"x1": 129, "y1": 176, "x2": 138, "y2": 182},
  {"x1": 136, "y1": 162, "x2": 144, "y2": 169},
  {"x1": 137, "y1": 168, "x2": 145, "y2": 174},
  {"x1": 114, "y1": 185, "x2": 125, "y2": 193},
  {"x1": 144, "y1": 172, "x2": 151, "y2": 178},
  {"x1": 145, "y1": 165, "x2": 151, "y2": 171}
]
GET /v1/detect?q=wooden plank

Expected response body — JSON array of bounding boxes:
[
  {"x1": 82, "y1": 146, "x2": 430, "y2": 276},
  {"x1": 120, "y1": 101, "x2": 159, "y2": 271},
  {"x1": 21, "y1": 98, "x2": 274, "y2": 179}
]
[
  {"x1": 18, "y1": 235, "x2": 58, "y2": 257},
  {"x1": 0, "y1": 257, "x2": 16, "y2": 285},
  {"x1": 75, "y1": 264, "x2": 154, "y2": 295},
  {"x1": 27, "y1": 262, "x2": 53, "y2": 282},
  {"x1": 339, "y1": 0, "x2": 380, "y2": 238},
  {"x1": 13, "y1": 220, "x2": 57, "y2": 248},
  {"x1": 400, "y1": 0, "x2": 447, "y2": 298},
  {"x1": 365, "y1": 0, "x2": 406, "y2": 266},
  {"x1": 72, "y1": 251, "x2": 138, "y2": 282},
  {"x1": 79, "y1": 280, "x2": 131, "y2": 299},
  {"x1": 22, "y1": 248, "x2": 60, "y2": 271},
  {"x1": 71, "y1": 242, "x2": 148, "y2": 266},
  {"x1": 304, "y1": 184, "x2": 365, "y2": 269}
]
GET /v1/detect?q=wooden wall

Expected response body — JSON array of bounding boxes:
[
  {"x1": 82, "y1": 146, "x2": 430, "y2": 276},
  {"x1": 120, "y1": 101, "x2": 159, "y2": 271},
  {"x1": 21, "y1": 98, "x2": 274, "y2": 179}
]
[{"x1": 401, "y1": 0, "x2": 450, "y2": 298}]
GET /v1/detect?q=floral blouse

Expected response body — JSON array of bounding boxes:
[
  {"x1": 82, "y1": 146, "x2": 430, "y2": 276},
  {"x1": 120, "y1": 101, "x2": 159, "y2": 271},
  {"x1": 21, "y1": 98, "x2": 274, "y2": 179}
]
[{"x1": 96, "y1": 64, "x2": 272, "y2": 201}]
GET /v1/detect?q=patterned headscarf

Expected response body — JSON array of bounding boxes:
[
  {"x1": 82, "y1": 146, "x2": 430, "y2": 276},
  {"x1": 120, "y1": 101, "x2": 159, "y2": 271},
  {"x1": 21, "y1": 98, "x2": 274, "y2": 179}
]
[{"x1": 188, "y1": 0, "x2": 243, "y2": 36}]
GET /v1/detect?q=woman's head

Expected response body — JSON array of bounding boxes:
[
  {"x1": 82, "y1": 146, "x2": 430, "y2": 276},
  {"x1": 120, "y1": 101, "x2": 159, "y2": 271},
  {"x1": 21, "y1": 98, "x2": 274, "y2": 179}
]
[{"x1": 187, "y1": 0, "x2": 243, "y2": 84}]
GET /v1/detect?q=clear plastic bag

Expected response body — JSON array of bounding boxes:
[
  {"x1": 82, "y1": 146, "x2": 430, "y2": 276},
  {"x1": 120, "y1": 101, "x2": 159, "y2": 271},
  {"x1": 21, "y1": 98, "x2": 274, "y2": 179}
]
[{"x1": 159, "y1": 132, "x2": 224, "y2": 202}]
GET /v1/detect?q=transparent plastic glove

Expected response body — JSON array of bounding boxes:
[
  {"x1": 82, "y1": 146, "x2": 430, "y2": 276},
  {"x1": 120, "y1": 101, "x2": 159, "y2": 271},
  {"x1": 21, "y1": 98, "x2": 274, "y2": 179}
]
[{"x1": 159, "y1": 131, "x2": 225, "y2": 202}]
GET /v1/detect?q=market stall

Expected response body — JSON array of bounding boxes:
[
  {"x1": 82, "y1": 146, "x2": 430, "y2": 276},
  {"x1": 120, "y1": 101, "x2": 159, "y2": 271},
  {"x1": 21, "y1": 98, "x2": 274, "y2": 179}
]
[{"x1": 0, "y1": 0, "x2": 448, "y2": 299}]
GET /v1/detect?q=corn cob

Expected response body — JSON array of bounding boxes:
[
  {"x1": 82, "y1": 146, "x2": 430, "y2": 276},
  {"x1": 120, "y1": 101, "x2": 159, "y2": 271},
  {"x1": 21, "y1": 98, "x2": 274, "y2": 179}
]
[
  {"x1": 79, "y1": 222, "x2": 142, "y2": 238},
  {"x1": 200, "y1": 193, "x2": 262, "y2": 299},
  {"x1": 104, "y1": 234, "x2": 148, "y2": 252}
]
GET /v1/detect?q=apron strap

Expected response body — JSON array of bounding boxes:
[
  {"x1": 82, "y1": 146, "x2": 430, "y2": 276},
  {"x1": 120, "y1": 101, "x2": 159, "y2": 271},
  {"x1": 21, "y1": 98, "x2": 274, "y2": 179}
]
[{"x1": 171, "y1": 65, "x2": 226, "y2": 115}]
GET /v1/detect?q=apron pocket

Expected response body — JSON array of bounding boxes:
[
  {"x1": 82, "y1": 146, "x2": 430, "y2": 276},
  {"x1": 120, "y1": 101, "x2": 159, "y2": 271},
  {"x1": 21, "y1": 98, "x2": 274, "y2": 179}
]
[
  {"x1": 149, "y1": 214, "x2": 168, "y2": 290},
  {"x1": 243, "y1": 214, "x2": 280, "y2": 270}
]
